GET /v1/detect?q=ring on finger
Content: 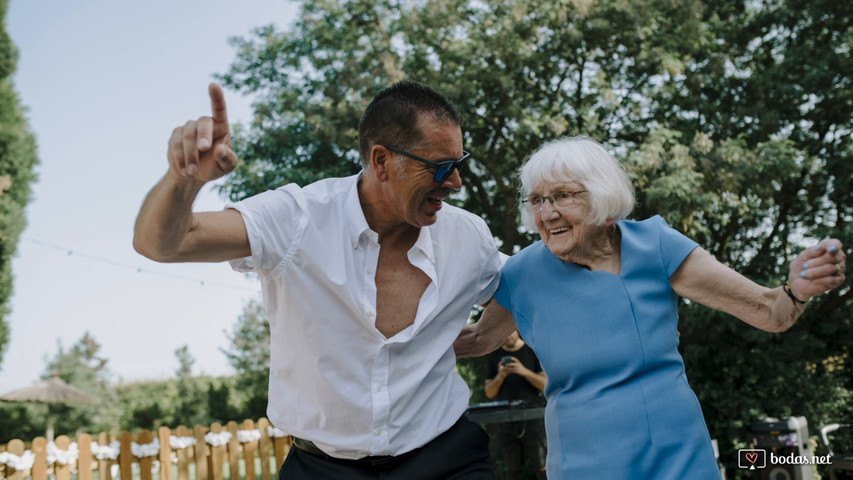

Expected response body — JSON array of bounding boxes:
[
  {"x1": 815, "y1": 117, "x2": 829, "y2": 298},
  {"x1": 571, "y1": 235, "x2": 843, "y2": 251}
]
[{"x1": 835, "y1": 263, "x2": 843, "y2": 276}]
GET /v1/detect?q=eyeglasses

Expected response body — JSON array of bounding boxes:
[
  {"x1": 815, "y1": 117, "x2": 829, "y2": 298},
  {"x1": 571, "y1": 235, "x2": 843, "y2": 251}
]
[
  {"x1": 383, "y1": 145, "x2": 471, "y2": 183},
  {"x1": 521, "y1": 190, "x2": 588, "y2": 213}
]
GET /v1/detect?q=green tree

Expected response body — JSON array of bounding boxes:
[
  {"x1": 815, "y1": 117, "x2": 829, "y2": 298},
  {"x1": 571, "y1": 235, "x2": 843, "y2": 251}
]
[
  {"x1": 45, "y1": 333, "x2": 120, "y2": 437},
  {"x1": 116, "y1": 378, "x2": 173, "y2": 431},
  {"x1": 216, "y1": 1, "x2": 851, "y2": 476},
  {"x1": 130, "y1": 400, "x2": 165, "y2": 431},
  {"x1": 221, "y1": 298, "x2": 270, "y2": 420},
  {"x1": 206, "y1": 379, "x2": 235, "y2": 423},
  {"x1": 0, "y1": 0, "x2": 40, "y2": 367},
  {"x1": 172, "y1": 344, "x2": 206, "y2": 426},
  {"x1": 0, "y1": 402, "x2": 38, "y2": 442},
  {"x1": 637, "y1": 3, "x2": 853, "y2": 474},
  {"x1": 217, "y1": 0, "x2": 717, "y2": 250}
]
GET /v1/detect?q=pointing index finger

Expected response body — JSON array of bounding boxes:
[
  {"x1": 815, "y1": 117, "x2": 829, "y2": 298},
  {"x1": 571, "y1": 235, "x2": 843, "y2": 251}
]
[{"x1": 209, "y1": 83, "x2": 230, "y2": 131}]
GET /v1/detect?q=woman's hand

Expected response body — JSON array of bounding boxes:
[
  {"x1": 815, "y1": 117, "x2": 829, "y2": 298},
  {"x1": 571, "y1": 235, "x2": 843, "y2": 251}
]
[{"x1": 788, "y1": 239, "x2": 846, "y2": 301}]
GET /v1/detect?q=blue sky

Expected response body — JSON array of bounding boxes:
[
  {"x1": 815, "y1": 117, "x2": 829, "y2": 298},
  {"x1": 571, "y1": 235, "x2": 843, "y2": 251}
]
[{"x1": 1, "y1": 0, "x2": 298, "y2": 389}]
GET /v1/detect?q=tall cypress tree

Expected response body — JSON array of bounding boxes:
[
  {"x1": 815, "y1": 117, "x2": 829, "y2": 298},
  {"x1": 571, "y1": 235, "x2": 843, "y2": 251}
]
[{"x1": 0, "y1": 0, "x2": 39, "y2": 367}]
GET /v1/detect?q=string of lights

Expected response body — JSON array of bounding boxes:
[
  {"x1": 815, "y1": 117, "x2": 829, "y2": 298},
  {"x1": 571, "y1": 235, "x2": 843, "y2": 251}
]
[{"x1": 23, "y1": 237, "x2": 259, "y2": 292}]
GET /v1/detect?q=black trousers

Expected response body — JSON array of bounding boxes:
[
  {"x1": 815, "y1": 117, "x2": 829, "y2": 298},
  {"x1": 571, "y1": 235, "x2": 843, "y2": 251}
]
[{"x1": 278, "y1": 415, "x2": 495, "y2": 480}]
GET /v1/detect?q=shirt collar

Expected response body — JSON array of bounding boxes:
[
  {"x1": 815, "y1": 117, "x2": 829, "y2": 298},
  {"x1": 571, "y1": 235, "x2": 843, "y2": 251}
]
[
  {"x1": 346, "y1": 171, "x2": 373, "y2": 249},
  {"x1": 345, "y1": 170, "x2": 437, "y2": 266},
  {"x1": 411, "y1": 221, "x2": 436, "y2": 265}
]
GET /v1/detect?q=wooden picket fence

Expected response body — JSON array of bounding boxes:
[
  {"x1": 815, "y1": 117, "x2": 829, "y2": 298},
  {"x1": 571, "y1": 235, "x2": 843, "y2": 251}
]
[{"x1": 0, "y1": 418, "x2": 293, "y2": 480}]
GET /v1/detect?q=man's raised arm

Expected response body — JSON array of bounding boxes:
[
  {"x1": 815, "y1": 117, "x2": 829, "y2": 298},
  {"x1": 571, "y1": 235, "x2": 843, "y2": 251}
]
[{"x1": 133, "y1": 83, "x2": 250, "y2": 263}]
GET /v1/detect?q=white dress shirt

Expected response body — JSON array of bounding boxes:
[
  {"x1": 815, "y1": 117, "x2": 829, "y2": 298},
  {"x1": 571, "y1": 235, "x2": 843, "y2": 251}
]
[{"x1": 227, "y1": 173, "x2": 502, "y2": 459}]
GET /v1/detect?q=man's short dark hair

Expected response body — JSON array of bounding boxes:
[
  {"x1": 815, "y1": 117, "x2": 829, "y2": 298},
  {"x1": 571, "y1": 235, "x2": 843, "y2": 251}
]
[{"x1": 358, "y1": 80, "x2": 463, "y2": 168}]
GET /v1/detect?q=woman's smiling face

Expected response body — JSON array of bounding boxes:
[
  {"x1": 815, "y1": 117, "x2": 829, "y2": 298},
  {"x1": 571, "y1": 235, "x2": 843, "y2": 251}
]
[{"x1": 531, "y1": 181, "x2": 605, "y2": 262}]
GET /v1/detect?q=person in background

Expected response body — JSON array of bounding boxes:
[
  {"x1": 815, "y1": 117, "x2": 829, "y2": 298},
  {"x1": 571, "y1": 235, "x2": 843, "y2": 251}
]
[
  {"x1": 485, "y1": 330, "x2": 547, "y2": 480},
  {"x1": 455, "y1": 136, "x2": 846, "y2": 479},
  {"x1": 134, "y1": 81, "x2": 506, "y2": 479}
]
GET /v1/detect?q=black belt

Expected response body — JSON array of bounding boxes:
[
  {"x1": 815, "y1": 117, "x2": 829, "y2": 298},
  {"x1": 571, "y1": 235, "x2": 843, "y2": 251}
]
[{"x1": 291, "y1": 437, "x2": 417, "y2": 469}]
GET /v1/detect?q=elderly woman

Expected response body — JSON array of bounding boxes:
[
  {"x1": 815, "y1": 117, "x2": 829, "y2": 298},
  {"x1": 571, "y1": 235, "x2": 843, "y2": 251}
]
[{"x1": 456, "y1": 136, "x2": 846, "y2": 479}]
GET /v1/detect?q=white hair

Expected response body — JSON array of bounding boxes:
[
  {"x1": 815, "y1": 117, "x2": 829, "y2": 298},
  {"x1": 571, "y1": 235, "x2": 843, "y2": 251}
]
[{"x1": 518, "y1": 136, "x2": 635, "y2": 231}]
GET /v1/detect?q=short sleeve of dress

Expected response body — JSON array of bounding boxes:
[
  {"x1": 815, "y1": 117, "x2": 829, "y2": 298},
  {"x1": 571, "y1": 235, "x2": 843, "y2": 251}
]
[
  {"x1": 653, "y1": 215, "x2": 699, "y2": 278},
  {"x1": 473, "y1": 220, "x2": 505, "y2": 306},
  {"x1": 492, "y1": 251, "x2": 546, "y2": 348},
  {"x1": 493, "y1": 270, "x2": 513, "y2": 312},
  {"x1": 225, "y1": 184, "x2": 307, "y2": 273}
]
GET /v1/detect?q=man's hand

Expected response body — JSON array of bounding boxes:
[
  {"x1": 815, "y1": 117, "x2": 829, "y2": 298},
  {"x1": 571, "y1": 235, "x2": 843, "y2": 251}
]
[
  {"x1": 168, "y1": 83, "x2": 239, "y2": 182},
  {"x1": 488, "y1": 357, "x2": 548, "y2": 394},
  {"x1": 499, "y1": 357, "x2": 529, "y2": 377},
  {"x1": 133, "y1": 83, "x2": 250, "y2": 263}
]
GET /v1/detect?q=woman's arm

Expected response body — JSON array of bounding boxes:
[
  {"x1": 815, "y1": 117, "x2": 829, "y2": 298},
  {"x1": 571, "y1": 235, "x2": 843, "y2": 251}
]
[{"x1": 670, "y1": 241, "x2": 845, "y2": 332}]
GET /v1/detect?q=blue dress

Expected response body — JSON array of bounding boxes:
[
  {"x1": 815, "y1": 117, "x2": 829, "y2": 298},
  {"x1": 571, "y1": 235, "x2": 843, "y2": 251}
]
[{"x1": 494, "y1": 216, "x2": 721, "y2": 479}]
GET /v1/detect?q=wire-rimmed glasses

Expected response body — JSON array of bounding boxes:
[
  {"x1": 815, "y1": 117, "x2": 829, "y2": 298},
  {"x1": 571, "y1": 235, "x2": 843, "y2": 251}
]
[{"x1": 521, "y1": 190, "x2": 588, "y2": 213}]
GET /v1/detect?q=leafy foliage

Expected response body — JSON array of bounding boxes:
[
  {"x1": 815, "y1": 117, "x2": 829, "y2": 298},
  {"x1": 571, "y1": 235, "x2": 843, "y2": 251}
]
[
  {"x1": 114, "y1": 374, "x2": 242, "y2": 432},
  {"x1": 206, "y1": 380, "x2": 236, "y2": 424},
  {"x1": 0, "y1": 402, "x2": 39, "y2": 442},
  {"x1": 221, "y1": 297, "x2": 270, "y2": 420},
  {"x1": 0, "y1": 0, "x2": 39, "y2": 368},
  {"x1": 1, "y1": 336, "x2": 257, "y2": 442},
  {"x1": 172, "y1": 344, "x2": 207, "y2": 427},
  {"x1": 43, "y1": 333, "x2": 122, "y2": 437}
]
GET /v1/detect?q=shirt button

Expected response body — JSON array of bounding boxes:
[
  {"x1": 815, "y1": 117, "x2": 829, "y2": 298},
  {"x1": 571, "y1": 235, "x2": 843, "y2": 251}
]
[
  {"x1": 366, "y1": 311, "x2": 373, "y2": 318},
  {"x1": 366, "y1": 267, "x2": 373, "y2": 274},
  {"x1": 376, "y1": 385, "x2": 382, "y2": 392},
  {"x1": 376, "y1": 429, "x2": 382, "y2": 436}
]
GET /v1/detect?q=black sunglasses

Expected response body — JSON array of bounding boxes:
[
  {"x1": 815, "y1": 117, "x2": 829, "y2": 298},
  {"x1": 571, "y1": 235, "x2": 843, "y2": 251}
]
[{"x1": 383, "y1": 145, "x2": 471, "y2": 183}]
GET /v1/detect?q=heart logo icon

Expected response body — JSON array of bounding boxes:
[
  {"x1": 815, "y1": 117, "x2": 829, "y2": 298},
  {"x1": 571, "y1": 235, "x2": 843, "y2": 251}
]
[{"x1": 745, "y1": 452, "x2": 758, "y2": 464}]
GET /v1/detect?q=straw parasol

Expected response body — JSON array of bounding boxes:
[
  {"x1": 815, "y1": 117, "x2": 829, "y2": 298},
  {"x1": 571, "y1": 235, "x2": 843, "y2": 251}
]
[{"x1": 1, "y1": 374, "x2": 101, "y2": 442}]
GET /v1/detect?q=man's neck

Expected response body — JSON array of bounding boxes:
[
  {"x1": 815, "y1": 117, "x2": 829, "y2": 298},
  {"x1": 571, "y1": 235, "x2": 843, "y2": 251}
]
[{"x1": 357, "y1": 170, "x2": 421, "y2": 246}]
